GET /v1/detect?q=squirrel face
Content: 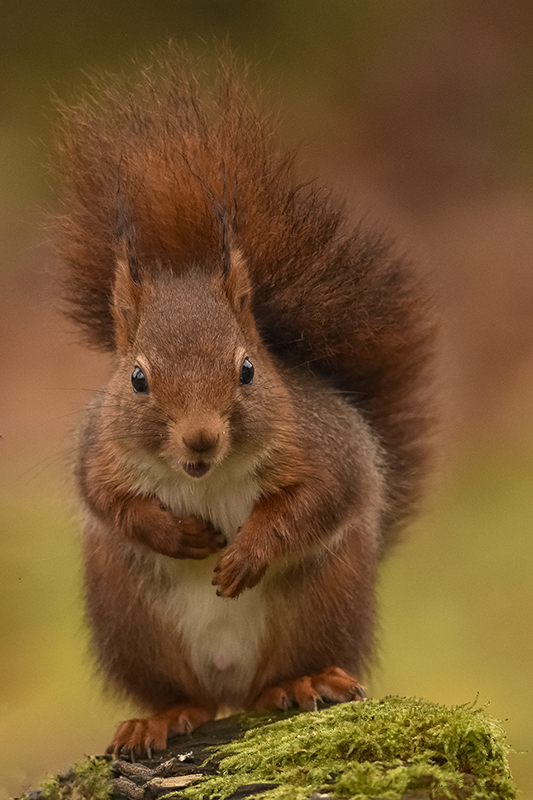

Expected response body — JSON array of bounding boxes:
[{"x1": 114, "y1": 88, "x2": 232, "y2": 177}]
[{"x1": 104, "y1": 257, "x2": 288, "y2": 481}]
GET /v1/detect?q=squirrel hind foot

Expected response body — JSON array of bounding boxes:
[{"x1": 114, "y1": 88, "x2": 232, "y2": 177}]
[
  {"x1": 253, "y1": 667, "x2": 366, "y2": 713},
  {"x1": 107, "y1": 704, "x2": 216, "y2": 758}
]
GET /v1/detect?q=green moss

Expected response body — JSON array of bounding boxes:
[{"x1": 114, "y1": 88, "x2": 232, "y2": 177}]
[
  {"x1": 24, "y1": 697, "x2": 515, "y2": 800},
  {"x1": 184, "y1": 697, "x2": 516, "y2": 800},
  {"x1": 40, "y1": 756, "x2": 113, "y2": 800}
]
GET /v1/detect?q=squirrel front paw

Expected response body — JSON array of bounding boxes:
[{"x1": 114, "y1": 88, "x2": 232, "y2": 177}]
[
  {"x1": 212, "y1": 543, "x2": 267, "y2": 598},
  {"x1": 125, "y1": 497, "x2": 223, "y2": 559},
  {"x1": 155, "y1": 512, "x2": 223, "y2": 559}
]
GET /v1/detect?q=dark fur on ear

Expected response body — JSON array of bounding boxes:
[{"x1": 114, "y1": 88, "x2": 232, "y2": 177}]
[
  {"x1": 111, "y1": 248, "x2": 143, "y2": 356},
  {"x1": 111, "y1": 194, "x2": 147, "y2": 354},
  {"x1": 114, "y1": 180, "x2": 142, "y2": 284},
  {"x1": 224, "y1": 247, "x2": 252, "y2": 318}
]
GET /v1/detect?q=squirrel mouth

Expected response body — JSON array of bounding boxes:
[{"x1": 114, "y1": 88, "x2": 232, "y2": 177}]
[{"x1": 183, "y1": 461, "x2": 211, "y2": 479}]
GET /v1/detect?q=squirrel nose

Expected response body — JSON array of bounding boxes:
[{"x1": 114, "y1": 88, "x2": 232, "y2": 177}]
[{"x1": 182, "y1": 430, "x2": 220, "y2": 454}]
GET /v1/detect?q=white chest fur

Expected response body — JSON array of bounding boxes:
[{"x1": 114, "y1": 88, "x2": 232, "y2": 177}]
[
  {"x1": 127, "y1": 452, "x2": 268, "y2": 704},
  {"x1": 130, "y1": 449, "x2": 263, "y2": 541}
]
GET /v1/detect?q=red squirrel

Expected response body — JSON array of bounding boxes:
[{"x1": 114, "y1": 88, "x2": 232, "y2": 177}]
[{"x1": 52, "y1": 46, "x2": 436, "y2": 756}]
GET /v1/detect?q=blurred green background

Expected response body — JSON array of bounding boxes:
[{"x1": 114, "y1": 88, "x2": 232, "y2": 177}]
[{"x1": 1, "y1": 1, "x2": 533, "y2": 797}]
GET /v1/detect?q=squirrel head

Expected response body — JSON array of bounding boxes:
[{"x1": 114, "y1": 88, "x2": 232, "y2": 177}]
[{"x1": 105, "y1": 242, "x2": 288, "y2": 479}]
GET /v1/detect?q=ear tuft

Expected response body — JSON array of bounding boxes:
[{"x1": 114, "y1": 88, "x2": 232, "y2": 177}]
[
  {"x1": 225, "y1": 249, "x2": 252, "y2": 316},
  {"x1": 111, "y1": 254, "x2": 143, "y2": 354}
]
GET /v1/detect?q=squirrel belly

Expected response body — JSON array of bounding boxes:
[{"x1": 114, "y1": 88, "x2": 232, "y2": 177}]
[{"x1": 117, "y1": 547, "x2": 269, "y2": 707}]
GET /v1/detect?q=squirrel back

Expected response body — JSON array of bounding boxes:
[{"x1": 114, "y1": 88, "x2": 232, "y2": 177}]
[{"x1": 52, "y1": 45, "x2": 436, "y2": 539}]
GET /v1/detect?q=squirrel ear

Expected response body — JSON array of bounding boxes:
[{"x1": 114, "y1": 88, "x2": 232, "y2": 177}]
[
  {"x1": 112, "y1": 250, "x2": 144, "y2": 354},
  {"x1": 225, "y1": 248, "x2": 252, "y2": 316}
]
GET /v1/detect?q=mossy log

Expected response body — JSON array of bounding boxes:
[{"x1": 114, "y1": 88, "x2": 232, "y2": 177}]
[{"x1": 20, "y1": 697, "x2": 516, "y2": 800}]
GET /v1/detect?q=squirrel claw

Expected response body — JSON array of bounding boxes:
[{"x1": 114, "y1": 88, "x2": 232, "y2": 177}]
[{"x1": 212, "y1": 547, "x2": 267, "y2": 597}]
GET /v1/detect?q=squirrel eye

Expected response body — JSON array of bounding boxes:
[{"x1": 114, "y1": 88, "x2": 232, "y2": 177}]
[
  {"x1": 131, "y1": 365, "x2": 149, "y2": 394},
  {"x1": 240, "y1": 357, "x2": 254, "y2": 386}
]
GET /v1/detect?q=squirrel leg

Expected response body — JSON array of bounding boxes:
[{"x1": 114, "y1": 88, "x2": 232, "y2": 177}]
[
  {"x1": 107, "y1": 703, "x2": 216, "y2": 758},
  {"x1": 253, "y1": 667, "x2": 366, "y2": 712}
]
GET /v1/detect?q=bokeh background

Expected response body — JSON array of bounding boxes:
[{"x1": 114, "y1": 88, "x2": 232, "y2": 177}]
[{"x1": 1, "y1": 1, "x2": 533, "y2": 797}]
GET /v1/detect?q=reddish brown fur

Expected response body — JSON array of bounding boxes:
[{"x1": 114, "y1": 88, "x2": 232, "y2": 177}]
[{"x1": 52, "y1": 44, "x2": 437, "y2": 754}]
